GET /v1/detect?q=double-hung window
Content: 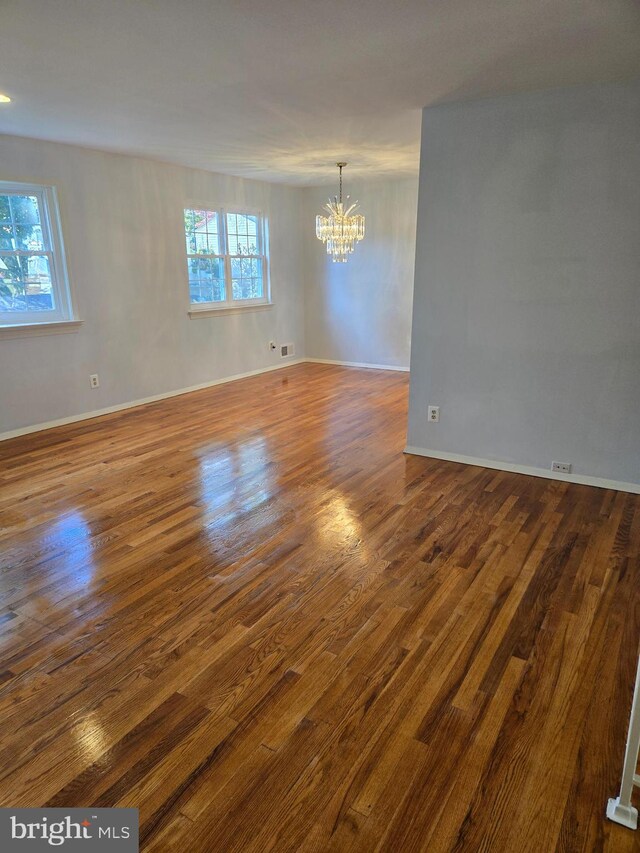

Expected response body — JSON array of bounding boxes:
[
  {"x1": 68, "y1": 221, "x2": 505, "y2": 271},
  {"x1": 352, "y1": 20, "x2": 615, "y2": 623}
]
[
  {"x1": 0, "y1": 182, "x2": 74, "y2": 327},
  {"x1": 184, "y1": 207, "x2": 270, "y2": 312}
]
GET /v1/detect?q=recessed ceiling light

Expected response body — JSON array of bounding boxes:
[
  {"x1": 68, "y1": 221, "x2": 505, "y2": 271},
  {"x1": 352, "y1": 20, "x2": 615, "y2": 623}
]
[{"x1": 0, "y1": 94, "x2": 11, "y2": 103}]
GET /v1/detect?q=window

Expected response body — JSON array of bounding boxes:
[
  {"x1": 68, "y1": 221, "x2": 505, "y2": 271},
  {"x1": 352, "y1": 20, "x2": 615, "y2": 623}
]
[
  {"x1": 184, "y1": 207, "x2": 270, "y2": 311},
  {"x1": 0, "y1": 182, "x2": 74, "y2": 327}
]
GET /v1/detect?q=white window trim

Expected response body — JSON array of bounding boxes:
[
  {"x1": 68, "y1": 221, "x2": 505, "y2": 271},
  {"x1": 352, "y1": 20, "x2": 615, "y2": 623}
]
[
  {"x1": 0, "y1": 182, "x2": 78, "y2": 329},
  {"x1": 188, "y1": 303, "x2": 274, "y2": 319},
  {"x1": 184, "y1": 203, "x2": 272, "y2": 314},
  {"x1": 0, "y1": 319, "x2": 83, "y2": 340}
]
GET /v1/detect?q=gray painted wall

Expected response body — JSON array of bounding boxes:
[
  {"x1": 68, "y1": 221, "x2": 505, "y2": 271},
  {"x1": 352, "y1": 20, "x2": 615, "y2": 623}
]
[
  {"x1": 303, "y1": 177, "x2": 418, "y2": 368},
  {"x1": 0, "y1": 135, "x2": 305, "y2": 434},
  {"x1": 407, "y1": 81, "x2": 640, "y2": 487}
]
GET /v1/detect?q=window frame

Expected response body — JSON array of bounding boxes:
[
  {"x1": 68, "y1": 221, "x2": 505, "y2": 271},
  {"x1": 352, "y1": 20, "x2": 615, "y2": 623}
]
[
  {"x1": 0, "y1": 181, "x2": 75, "y2": 328},
  {"x1": 183, "y1": 203, "x2": 271, "y2": 314}
]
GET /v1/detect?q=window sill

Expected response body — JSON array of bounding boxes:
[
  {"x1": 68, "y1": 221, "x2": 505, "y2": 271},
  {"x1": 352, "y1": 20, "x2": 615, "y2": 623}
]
[
  {"x1": 189, "y1": 302, "x2": 274, "y2": 319},
  {"x1": 0, "y1": 319, "x2": 84, "y2": 340}
]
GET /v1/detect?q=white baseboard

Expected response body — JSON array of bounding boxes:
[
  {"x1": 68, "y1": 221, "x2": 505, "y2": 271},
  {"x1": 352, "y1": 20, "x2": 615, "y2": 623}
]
[
  {"x1": 0, "y1": 359, "x2": 304, "y2": 442},
  {"x1": 305, "y1": 357, "x2": 409, "y2": 372},
  {"x1": 4, "y1": 368, "x2": 637, "y2": 496},
  {"x1": 0, "y1": 357, "x2": 407, "y2": 442},
  {"x1": 404, "y1": 446, "x2": 640, "y2": 495}
]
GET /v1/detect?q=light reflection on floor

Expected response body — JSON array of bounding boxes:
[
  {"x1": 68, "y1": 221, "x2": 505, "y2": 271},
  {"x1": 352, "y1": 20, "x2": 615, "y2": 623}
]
[
  {"x1": 195, "y1": 432, "x2": 365, "y2": 568},
  {"x1": 7, "y1": 511, "x2": 97, "y2": 601},
  {"x1": 74, "y1": 713, "x2": 109, "y2": 764},
  {"x1": 317, "y1": 491, "x2": 363, "y2": 551},
  {"x1": 198, "y1": 435, "x2": 275, "y2": 535}
]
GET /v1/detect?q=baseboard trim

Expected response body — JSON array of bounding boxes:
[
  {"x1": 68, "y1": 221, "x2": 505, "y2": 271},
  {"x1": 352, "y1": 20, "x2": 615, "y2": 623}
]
[
  {"x1": 305, "y1": 357, "x2": 409, "y2": 372},
  {"x1": 404, "y1": 446, "x2": 640, "y2": 495},
  {"x1": 0, "y1": 359, "x2": 305, "y2": 442},
  {"x1": 0, "y1": 357, "x2": 407, "y2": 442},
  {"x1": 5, "y1": 372, "x2": 637, "y2": 497}
]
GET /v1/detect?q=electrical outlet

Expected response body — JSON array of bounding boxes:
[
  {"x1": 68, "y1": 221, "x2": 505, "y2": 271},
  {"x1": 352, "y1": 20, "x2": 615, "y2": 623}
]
[
  {"x1": 551, "y1": 461, "x2": 572, "y2": 474},
  {"x1": 269, "y1": 340, "x2": 277, "y2": 351},
  {"x1": 428, "y1": 405, "x2": 440, "y2": 423},
  {"x1": 89, "y1": 374, "x2": 100, "y2": 389}
]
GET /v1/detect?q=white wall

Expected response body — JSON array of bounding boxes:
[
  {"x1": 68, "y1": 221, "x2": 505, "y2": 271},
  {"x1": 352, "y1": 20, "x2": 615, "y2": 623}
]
[
  {"x1": 303, "y1": 177, "x2": 418, "y2": 369},
  {"x1": 0, "y1": 135, "x2": 305, "y2": 434},
  {"x1": 407, "y1": 81, "x2": 640, "y2": 489}
]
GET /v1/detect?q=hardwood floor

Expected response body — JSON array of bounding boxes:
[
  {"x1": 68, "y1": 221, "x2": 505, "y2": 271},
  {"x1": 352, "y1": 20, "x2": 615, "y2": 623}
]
[{"x1": 0, "y1": 362, "x2": 639, "y2": 852}]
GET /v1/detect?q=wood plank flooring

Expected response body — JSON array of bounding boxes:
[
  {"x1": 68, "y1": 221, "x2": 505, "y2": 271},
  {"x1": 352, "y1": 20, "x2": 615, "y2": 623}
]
[{"x1": 0, "y1": 362, "x2": 639, "y2": 852}]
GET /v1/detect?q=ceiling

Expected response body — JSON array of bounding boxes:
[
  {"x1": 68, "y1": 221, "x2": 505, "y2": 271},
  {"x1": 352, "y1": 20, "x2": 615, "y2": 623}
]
[{"x1": 0, "y1": 0, "x2": 638, "y2": 186}]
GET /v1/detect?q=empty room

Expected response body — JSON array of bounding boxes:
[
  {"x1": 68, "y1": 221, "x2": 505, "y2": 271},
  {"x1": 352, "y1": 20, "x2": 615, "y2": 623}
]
[{"x1": 0, "y1": 1, "x2": 639, "y2": 851}]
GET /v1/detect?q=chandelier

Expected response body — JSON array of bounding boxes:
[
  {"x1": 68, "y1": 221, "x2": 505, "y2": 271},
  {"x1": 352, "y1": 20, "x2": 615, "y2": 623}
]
[{"x1": 316, "y1": 162, "x2": 365, "y2": 262}]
